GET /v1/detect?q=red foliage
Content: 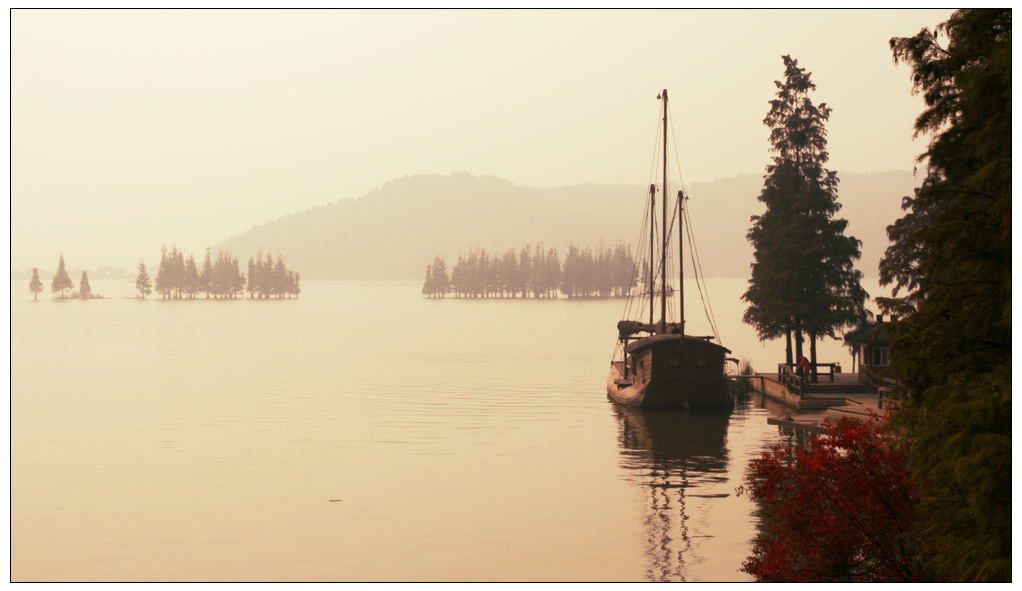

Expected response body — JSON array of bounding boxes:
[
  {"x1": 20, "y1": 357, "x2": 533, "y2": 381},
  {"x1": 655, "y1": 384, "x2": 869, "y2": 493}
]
[{"x1": 738, "y1": 415, "x2": 928, "y2": 582}]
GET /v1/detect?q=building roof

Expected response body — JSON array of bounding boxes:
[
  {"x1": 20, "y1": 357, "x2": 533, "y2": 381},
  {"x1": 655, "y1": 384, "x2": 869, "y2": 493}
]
[{"x1": 843, "y1": 321, "x2": 891, "y2": 345}]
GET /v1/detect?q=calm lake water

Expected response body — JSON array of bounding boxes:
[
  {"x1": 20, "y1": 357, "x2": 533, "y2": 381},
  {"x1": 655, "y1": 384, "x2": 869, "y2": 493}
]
[{"x1": 11, "y1": 278, "x2": 863, "y2": 582}]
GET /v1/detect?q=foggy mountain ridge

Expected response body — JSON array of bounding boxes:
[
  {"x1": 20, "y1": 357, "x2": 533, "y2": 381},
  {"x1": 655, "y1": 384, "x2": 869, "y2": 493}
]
[{"x1": 214, "y1": 170, "x2": 919, "y2": 281}]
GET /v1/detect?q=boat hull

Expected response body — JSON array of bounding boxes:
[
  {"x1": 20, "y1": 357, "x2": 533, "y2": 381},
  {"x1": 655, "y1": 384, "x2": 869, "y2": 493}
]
[{"x1": 607, "y1": 334, "x2": 731, "y2": 410}]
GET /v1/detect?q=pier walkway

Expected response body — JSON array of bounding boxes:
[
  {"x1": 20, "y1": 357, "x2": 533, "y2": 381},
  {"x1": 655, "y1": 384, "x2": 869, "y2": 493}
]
[{"x1": 741, "y1": 371, "x2": 888, "y2": 433}]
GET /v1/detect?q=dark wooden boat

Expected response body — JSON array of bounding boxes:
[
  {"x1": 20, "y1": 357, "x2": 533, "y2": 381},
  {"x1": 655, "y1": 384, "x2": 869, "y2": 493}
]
[{"x1": 606, "y1": 90, "x2": 732, "y2": 410}]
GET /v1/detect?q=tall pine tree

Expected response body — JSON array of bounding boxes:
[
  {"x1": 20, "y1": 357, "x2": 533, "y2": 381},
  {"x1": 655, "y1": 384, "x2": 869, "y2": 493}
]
[
  {"x1": 883, "y1": 9, "x2": 1011, "y2": 582},
  {"x1": 743, "y1": 55, "x2": 867, "y2": 373}
]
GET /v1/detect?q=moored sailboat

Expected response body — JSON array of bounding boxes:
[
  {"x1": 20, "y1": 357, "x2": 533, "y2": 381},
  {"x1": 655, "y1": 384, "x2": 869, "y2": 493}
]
[{"x1": 607, "y1": 90, "x2": 732, "y2": 410}]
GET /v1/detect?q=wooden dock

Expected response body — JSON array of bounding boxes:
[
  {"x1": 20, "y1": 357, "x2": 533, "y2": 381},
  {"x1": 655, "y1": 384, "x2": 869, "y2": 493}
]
[{"x1": 738, "y1": 371, "x2": 886, "y2": 432}]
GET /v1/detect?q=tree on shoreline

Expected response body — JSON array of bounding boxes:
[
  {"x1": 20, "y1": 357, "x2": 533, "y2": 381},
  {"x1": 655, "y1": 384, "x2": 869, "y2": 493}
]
[
  {"x1": 882, "y1": 9, "x2": 1011, "y2": 582},
  {"x1": 743, "y1": 55, "x2": 867, "y2": 372},
  {"x1": 743, "y1": 11, "x2": 1012, "y2": 583}
]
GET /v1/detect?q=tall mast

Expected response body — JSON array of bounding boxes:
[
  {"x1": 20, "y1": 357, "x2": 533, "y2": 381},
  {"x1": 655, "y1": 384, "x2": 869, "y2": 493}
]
[
  {"x1": 648, "y1": 183, "x2": 655, "y2": 326},
  {"x1": 660, "y1": 89, "x2": 668, "y2": 331},
  {"x1": 678, "y1": 189, "x2": 685, "y2": 339}
]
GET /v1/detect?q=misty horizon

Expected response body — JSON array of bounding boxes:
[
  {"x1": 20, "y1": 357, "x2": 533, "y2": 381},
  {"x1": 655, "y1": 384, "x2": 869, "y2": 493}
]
[
  {"x1": 13, "y1": 9, "x2": 954, "y2": 275},
  {"x1": 12, "y1": 170, "x2": 918, "y2": 286}
]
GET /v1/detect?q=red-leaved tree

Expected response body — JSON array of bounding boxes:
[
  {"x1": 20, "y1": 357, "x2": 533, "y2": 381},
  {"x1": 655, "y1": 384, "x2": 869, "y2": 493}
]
[{"x1": 738, "y1": 415, "x2": 933, "y2": 582}]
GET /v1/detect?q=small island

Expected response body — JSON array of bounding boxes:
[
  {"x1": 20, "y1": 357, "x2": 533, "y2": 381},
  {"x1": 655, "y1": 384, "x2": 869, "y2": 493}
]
[{"x1": 423, "y1": 241, "x2": 636, "y2": 299}]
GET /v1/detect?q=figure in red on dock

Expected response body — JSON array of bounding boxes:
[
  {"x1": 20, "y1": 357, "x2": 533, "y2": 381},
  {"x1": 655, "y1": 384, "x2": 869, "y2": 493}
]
[{"x1": 796, "y1": 356, "x2": 811, "y2": 379}]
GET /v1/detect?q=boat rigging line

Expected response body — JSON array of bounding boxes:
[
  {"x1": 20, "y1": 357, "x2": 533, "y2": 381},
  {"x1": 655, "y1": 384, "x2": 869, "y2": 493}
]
[
  {"x1": 614, "y1": 91, "x2": 726, "y2": 358},
  {"x1": 668, "y1": 97, "x2": 723, "y2": 347}
]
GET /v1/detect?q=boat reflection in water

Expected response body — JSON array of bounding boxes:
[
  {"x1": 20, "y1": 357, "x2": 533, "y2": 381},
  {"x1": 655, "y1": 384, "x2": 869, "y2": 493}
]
[{"x1": 613, "y1": 403, "x2": 732, "y2": 582}]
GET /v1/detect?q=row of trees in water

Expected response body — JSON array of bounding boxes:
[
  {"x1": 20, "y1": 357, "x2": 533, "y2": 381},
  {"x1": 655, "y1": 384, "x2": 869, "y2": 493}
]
[
  {"x1": 141, "y1": 246, "x2": 301, "y2": 299},
  {"x1": 422, "y1": 242, "x2": 636, "y2": 299},
  {"x1": 28, "y1": 248, "x2": 300, "y2": 300},
  {"x1": 31, "y1": 254, "x2": 96, "y2": 300}
]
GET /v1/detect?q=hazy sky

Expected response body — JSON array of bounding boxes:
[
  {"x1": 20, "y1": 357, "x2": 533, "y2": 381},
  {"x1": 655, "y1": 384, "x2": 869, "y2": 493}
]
[{"x1": 11, "y1": 8, "x2": 955, "y2": 272}]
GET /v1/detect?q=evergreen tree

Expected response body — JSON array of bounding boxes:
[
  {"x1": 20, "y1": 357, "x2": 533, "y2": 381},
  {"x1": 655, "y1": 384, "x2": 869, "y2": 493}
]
[
  {"x1": 136, "y1": 260, "x2": 152, "y2": 299},
  {"x1": 230, "y1": 254, "x2": 246, "y2": 298},
  {"x1": 561, "y1": 243, "x2": 581, "y2": 298},
  {"x1": 517, "y1": 245, "x2": 533, "y2": 298},
  {"x1": 29, "y1": 268, "x2": 43, "y2": 300},
  {"x1": 530, "y1": 245, "x2": 547, "y2": 298},
  {"x1": 595, "y1": 241, "x2": 613, "y2": 297},
  {"x1": 261, "y1": 252, "x2": 274, "y2": 298},
  {"x1": 422, "y1": 255, "x2": 451, "y2": 298},
  {"x1": 171, "y1": 246, "x2": 185, "y2": 299},
  {"x1": 50, "y1": 253, "x2": 73, "y2": 299},
  {"x1": 271, "y1": 255, "x2": 294, "y2": 298},
  {"x1": 154, "y1": 245, "x2": 186, "y2": 299},
  {"x1": 212, "y1": 250, "x2": 245, "y2": 298},
  {"x1": 184, "y1": 255, "x2": 200, "y2": 299},
  {"x1": 543, "y1": 246, "x2": 561, "y2": 298},
  {"x1": 500, "y1": 248, "x2": 517, "y2": 298},
  {"x1": 477, "y1": 248, "x2": 490, "y2": 297},
  {"x1": 876, "y1": 184, "x2": 943, "y2": 317},
  {"x1": 201, "y1": 249, "x2": 213, "y2": 299},
  {"x1": 79, "y1": 271, "x2": 92, "y2": 300},
  {"x1": 743, "y1": 55, "x2": 867, "y2": 372},
  {"x1": 611, "y1": 241, "x2": 636, "y2": 297},
  {"x1": 245, "y1": 255, "x2": 257, "y2": 299},
  {"x1": 154, "y1": 246, "x2": 172, "y2": 299},
  {"x1": 883, "y1": 10, "x2": 1011, "y2": 582}
]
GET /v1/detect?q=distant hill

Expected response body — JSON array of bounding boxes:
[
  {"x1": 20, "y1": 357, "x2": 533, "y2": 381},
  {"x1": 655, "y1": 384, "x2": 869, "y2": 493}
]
[{"x1": 214, "y1": 170, "x2": 919, "y2": 280}]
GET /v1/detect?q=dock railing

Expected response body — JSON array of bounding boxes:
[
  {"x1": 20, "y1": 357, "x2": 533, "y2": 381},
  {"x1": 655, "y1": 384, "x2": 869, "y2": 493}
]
[
  {"x1": 813, "y1": 363, "x2": 840, "y2": 382},
  {"x1": 777, "y1": 363, "x2": 806, "y2": 397},
  {"x1": 864, "y1": 366, "x2": 900, "y2": 389},
  {"x1": 780, "y1": 361, "x2": 841, "y2": 385}
]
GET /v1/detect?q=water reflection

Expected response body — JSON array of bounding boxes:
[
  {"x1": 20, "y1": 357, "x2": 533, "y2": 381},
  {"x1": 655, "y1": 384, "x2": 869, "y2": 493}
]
[{"x1": 614, "y1": 404, "x2": 731, "y2": 582}]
